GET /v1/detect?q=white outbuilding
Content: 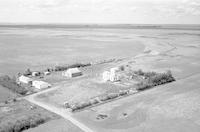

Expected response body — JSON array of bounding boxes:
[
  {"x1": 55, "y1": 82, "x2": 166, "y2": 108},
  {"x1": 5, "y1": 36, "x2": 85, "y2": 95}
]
[
  {"x1": 62, "y1": 68, "x2": 82, "y2": 78},
  {"x1": 19, "y1": 75, "x2": 33, "y2": 84},
  {"x1": 32, "y1": 81, "x2": 51, "y2": 89}
]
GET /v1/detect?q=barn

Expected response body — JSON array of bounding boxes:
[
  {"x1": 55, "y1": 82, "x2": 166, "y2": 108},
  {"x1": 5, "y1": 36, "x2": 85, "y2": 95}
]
[
  {"x1": 62, "y1": 68, "x2": 82, "y2": 78},
  {"x1": 32, "y1": 81, "x2": 51, "y2": 89}
]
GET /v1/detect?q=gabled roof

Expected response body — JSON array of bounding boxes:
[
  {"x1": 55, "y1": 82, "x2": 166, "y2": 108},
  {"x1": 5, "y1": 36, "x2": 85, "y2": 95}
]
[
  {"x1": 32, "y1": 80, "x2": 50, "y2": 85},
  {"x1": 19, "y1": 75, "x2": 32, "y2": 81},
  {"x1": 66, "y1": 68, "x2": 81, "y2": 74}
]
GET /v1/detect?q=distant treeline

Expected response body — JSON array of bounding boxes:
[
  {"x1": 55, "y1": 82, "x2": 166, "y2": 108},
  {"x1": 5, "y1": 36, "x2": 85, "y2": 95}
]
[{"x1": 54, "y1": 63, "x2": 91, "y2": 71}]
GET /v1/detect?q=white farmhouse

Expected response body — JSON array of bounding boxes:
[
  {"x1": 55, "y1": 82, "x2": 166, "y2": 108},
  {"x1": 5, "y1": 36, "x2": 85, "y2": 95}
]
[
  {"x1": 102, "y1": 71, "x2": 110, "y2": 82},
  {"x1": 32, "y1": 81, "x2": 51, "y2": 89},
  {"x1": 110, "y1": 73, "x2": 120, "y2": 82},
  {"x1": 102, "y1": 67, "x2": 121, "y2": 82},
  {"x1": 19, "y1": 75, "x2": 33, "y2": 84},
  {"x1": 110, "y1": 67, "x2": 120, "y2": 74},
  {"x1": 62, "y1": 68, "x2": 82, "y2": 78}
]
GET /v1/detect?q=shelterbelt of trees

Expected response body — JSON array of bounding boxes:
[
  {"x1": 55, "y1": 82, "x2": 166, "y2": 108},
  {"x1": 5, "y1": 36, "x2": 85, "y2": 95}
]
[{"x1": 135, "y1": 70, "x2": 175, "y2": 91}]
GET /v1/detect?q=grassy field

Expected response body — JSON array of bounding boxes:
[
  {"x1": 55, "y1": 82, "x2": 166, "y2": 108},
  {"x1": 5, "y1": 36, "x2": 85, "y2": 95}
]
[
  {"x1": 0, "y1": 85, "x2": 17, "y2": 102},
  {"x1": 0, "y1": 99, "x2": 59, "y2": 132},
  {"x1": 73, "y1": 73, "x2": 200, "y2": 132},
  {"x1": 25, "y1": 118, "x2": 83, "y2": 132}
]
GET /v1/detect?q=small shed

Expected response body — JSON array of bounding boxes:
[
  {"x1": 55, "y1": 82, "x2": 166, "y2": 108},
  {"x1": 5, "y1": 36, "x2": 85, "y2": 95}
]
[
  {"x1": 19, "y1": 75, "x2": 33, "y2": 84},
  {"x1": 32, "y1": 81, "x2": 51, "y2": 89},
  {"x1": 62, "y1": 68, "x2": 82, "y2": 78}
]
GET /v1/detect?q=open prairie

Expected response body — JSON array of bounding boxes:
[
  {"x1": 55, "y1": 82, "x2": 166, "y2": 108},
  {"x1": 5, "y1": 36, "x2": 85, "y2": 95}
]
[
  {"x1": 0, "y1": 27, "x2": 144, "y2": 75},
  {"x1": 1, "y1": 25, "x2": 200, "y2": 132}
]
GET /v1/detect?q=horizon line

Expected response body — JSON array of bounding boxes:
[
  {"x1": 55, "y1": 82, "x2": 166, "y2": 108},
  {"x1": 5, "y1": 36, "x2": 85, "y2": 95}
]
[{"x1": 0, "y1": 22, "x2": 200, "y2": 25}]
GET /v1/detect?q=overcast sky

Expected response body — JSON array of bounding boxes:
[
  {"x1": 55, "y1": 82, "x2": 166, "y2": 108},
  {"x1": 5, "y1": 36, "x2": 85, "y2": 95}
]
[{"x1": 0, "y1": 0, "x2": 200, "y2": 24}]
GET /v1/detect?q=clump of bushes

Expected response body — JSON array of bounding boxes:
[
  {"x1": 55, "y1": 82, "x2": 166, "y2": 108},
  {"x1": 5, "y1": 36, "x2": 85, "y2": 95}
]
[
  {"x1": 71, "y1": 101, "x2": 93, "y2": 111},
  {"x1": 0, "y1": 75, "x2": 28, "y2": 95},
  {"x1": 136, "y1": 70, "x2": 175, "y2": 91},
  {"x1": 99, "y1": 93, "x2": 119, "y2": 102},
  {"x1": 89, "y1": 98, "x2": 99, "y2": 105},
  {"x1": 119, "y1": 90, "x2": 129, "y2": 96},
  {"x1": 136, "y1": 81, "x2": 153, "y2": 91},
  {"x1": 54, "y1": 66, "x2": 68, "y2": 71},
  {"x1": 134, "y1": 69, "x2": 157, "y2": 78},
  {"x1": 96, "y1": 114, "x2": 108, "y2": 120},
  {"x1": 0, "y1": 114, "x2": 49, "y2": 132},
  {"x1": 107, "y1": 93, "x2": 119, "y2": 99},
  {"x1": 55, "y1": 63, "x2": 91, "y2": 71},
  {"x1": 119, "y1": 65, "x2": 125, "y2": 71}
]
